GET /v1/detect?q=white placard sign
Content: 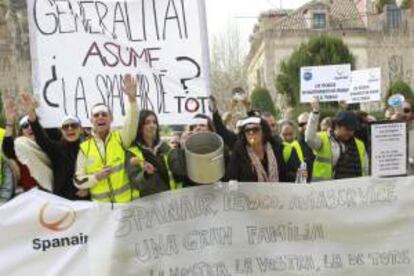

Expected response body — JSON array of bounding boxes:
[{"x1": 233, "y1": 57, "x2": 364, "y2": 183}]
[
  {"x1": 371, "y1": 122, "x2": 407, "y2": 177},
  {"x1": 348, "y1": 68, "x2": 381, "y2": 104},
  {"x1": 300, "y1": 64, "x2": 351, "y2": 103},
  {"x1": 2, "y1": 177, "x2": 414, "y2": 275},
  {"x1": 27, "y1": 0, "x2": 211, "y2": 127}
]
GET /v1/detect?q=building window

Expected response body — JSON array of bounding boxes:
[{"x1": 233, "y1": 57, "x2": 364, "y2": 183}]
[{"x1": 313, "y1": 13, "x2": 326, "y2": 29}]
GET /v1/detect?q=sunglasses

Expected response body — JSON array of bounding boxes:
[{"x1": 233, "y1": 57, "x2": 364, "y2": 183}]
[
  {"x1": 93, "y1": 112, "x2": 109, "y2": 118},
  {"x1": 21, "y1": 123, "x2": 30, "y2": 129},
  {"x1": 62, "y1": 123, "x2": 80, "y2": 130},
  {"x1": 298, "y1": 122, "x2": 307, "y2": 127},
  {"x1": 403, "y1": 108, "x2": 412, "y2": 114},
  {"x1": 244, "y1": 126, "x2": 261, "y2": 134}
]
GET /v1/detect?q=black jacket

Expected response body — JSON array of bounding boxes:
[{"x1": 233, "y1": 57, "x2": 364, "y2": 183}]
[
  {"x1": 212, "y1": 110, "x2": 238, "y2": 150},
  {"x1": 226, "y1": 138, "x2": 300, "y2": 182},
  {"x1": 126, "y1": 141, "x2": 172, "y2": 197},
  {"x1": 29, "y1": 119, "x2": 84, "y2": 200}
]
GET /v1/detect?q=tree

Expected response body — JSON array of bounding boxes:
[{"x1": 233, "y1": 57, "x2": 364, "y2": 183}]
[
  {"x1": 401, "y1": 0, "x2": 412, "y2": 9},
  {"x1": 375, "y1": 0, "x2": 395, "y2": 13},
  {"x1": 210, "y1": 23, "x2": 246, "y2": 112},
  {"x1": 387, "y1": 80, "x2": 414, "y2": 102},
  {"x1": 275, "y1": 35, "x2": 355, "y2": 108},
  {"x1": 251, "y1": 87, "x2": 278, "y2": 117}
]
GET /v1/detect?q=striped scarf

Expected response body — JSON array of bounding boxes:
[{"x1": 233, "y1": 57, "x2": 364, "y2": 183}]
[{"x1": 247, "y1": 142, "x2": 279, "y2": 182}]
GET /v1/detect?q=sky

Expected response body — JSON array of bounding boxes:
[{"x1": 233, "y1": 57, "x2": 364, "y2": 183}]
[{"x1": 205, "y1": 0, "x2": 310, "y2": 53}]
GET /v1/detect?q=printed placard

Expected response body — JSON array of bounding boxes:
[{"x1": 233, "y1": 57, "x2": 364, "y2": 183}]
[
  {"x1": 300, "y1": 64, "x2": 351, "y2": 103},
  {"x1": 348, "y1": 68, "x2": 381, "y2": 104},
  {"x1": 371, "y1": 122, "x2": 407, "y2": 177}
]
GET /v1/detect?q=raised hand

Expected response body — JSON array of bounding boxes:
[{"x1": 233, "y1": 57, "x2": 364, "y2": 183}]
[
  {"x1": 2, "y1": 96, "x2": 17, "y2": 124},
  {"x1": 338, "y1": 100, "x2": 348, "y2": 111},
  {"x1": 19, "y1": 92, "x2": 37, "y2": 121},
  {"x1": 310, "y1": 96, "x2": 320, "y2": 113},
  {"x1": 209, "y1": 95, "x2": 218, "y2": 112},
  {"x1": 124, "y1": 74, "x2": 137, "y2": 102}
]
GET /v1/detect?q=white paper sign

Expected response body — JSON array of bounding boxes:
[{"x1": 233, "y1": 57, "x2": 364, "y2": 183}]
[
  {"x1": 27, "y1": 0, "x2": 211, "y2": 127},
  {"x1": 371, "y1": 122, "x2": 407, "y2": 177},
  {"x1": 348, "y1": 68, "x2": 381, "y2": 104},
  {"x1": 2, "y1": 178, "x2": 414, "y2": 276},
  {"x1": 300, "y1": 64, "x2": 351, "y2": 103}
]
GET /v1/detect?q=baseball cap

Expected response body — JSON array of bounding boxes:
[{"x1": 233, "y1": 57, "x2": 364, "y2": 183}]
[{"x1": 335, "y1": 111, "x2": 359, "y2": 130}]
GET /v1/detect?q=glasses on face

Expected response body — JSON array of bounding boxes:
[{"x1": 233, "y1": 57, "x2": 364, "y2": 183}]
[
  {"x1": 21, "y1": 123, "x2": 30, "y2": 129},
  {"x1": 62, "y1": 123, "x2": 80, "y2": 130},
  {"x1": 403, "y1": 108, "x2": 412, "y2": 114},
  {"x1": 93, "y1": 112, "x2": 109, "y2": 118},
  {"x1": 190, "y1": 124, "x2": 207, "y2": 130},
  {"x1": 244, "y1": 126, "x2": 261, "y2": 134},
  {"x1": 298, "y1": 122, "x2": 307, "y2": 127}
]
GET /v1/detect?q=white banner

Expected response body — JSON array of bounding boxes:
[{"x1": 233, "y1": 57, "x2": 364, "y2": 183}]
[
  {"x1": 371, "y1": 122, "x2": 407, "y2": 177},
  {"x1": 1, "y1": 177, "x2": 414, "y2": 275},
  {"x1": 300, "y1": 64, "x2": 351, "y2": 103},
  {"x1": 27, "y1": 0, "x2": 211, "y2": 127},
  {"x1": 348, "y1": 68, "x2": 381, "y2": 104}
]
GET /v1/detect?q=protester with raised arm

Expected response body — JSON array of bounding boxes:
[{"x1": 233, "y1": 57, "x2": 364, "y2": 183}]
[
  {"x1": 74, "y1": 74, "x2": 139, "y2": 203},
  {"x1": 2, "y1": 96, "x2": 53, "y2": 192},
  {"x1": 305, "y1": 97, "x2": 368, "y2": 181},
  {"x1": 20, "y1": 92, "x2": 88, "y2": 200}
]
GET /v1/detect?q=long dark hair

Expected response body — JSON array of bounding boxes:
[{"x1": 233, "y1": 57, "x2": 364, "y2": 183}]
[{"x1": 135, "y1": 110, "x2": 160, "y2": 146}]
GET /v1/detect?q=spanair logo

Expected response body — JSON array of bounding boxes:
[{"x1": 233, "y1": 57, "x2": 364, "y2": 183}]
[
  {"x1": 33, "y1": 203, "x2": 88, "y2": 252},
  {"x1": 39, "y1": 203, "x2": 76, "y2": 232},
  {"x1": 335, "y1": 67, "x2": 349, "y2": 80},
  {"x1": 303, "y1": 71, "x2": 313, "y2": 81}
]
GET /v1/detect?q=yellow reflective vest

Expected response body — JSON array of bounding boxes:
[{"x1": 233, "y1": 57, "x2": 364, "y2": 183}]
[
  {"x1": 0, "y1": 128, "x2": 5, "y2": 184},
  {"x1": 127, "y1": 146, "x2": 181, "y2": 191},
  {"x1": 80, "y1": 131, "x2": 139, "y2": 203},
  {"x1": 312, "y1": 132, "x2": 367, "y2": 181},
  {"x1": 283, "y1": 140, "x2": 305, "y2": 163}
]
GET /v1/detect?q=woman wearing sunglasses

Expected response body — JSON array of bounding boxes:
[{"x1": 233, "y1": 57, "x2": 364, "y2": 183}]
[
  {"x1": 226, "y1": 114, "x2": 299, "y2": 182},
  {"x1": 2, "y1": 97, "x2": 52, "y2": 193},
  {"x1": 20, "y1": 93, "x2": 88, "y2": 200}
]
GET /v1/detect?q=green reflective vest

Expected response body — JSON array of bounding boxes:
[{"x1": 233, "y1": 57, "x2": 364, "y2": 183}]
[
  {"x1": 127, "y1": 146, "x2": 181, "y2": 191},
  {"x1": 80, "y1": 131, "x2": 139, "y2": 203},
  {"x1": 312, "y1": 132, "x2": 366, "y2": 182},
  {"x1": 0, "y1": 128, "x2": 5, "y2": 185},
  {"x1": 283, "y1": 140, "x2": 305, "y2": 163}
]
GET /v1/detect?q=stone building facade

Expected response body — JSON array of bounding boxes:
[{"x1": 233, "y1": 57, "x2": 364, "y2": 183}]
[
  {"x1": 245, "y1": 0, "x2": 414, "y2": 113},
  {"x1": 0, "y1": 0, "x2": 31, "y2": 95}
]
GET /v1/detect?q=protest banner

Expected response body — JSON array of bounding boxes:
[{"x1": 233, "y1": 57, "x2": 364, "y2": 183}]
[
  {"x1": 371, "y1": 121, "x2": 408, "y2": 177},
  {"x1": 300, "y1": 64, "x2": 351, "y2": 103},
  {"x1": 348, "y1": 68, "x2": 381, "y2": 104},
  {"x1": 27, "y1": 0, "x2": 211, "y2": 127},
  {"x1": 1, "y1": 177, "x2": 414, "y2": 275}
]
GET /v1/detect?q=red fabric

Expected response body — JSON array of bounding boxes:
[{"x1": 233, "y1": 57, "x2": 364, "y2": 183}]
[{"x1": 18, "y1": 162, "x2": 37, "y2": 191}]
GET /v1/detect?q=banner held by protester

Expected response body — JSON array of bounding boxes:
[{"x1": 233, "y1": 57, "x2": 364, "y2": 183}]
[
  {"x1": 1, "y1": 177, "x2": 414, "y2": 275},
  {"x1": 27, "y1": 0, "x2": 211, "y2": 127}
]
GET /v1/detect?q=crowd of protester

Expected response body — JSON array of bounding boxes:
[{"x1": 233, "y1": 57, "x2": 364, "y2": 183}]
[{"x1": 0, "y1": 77, "x2": 413, "y2": 204}]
